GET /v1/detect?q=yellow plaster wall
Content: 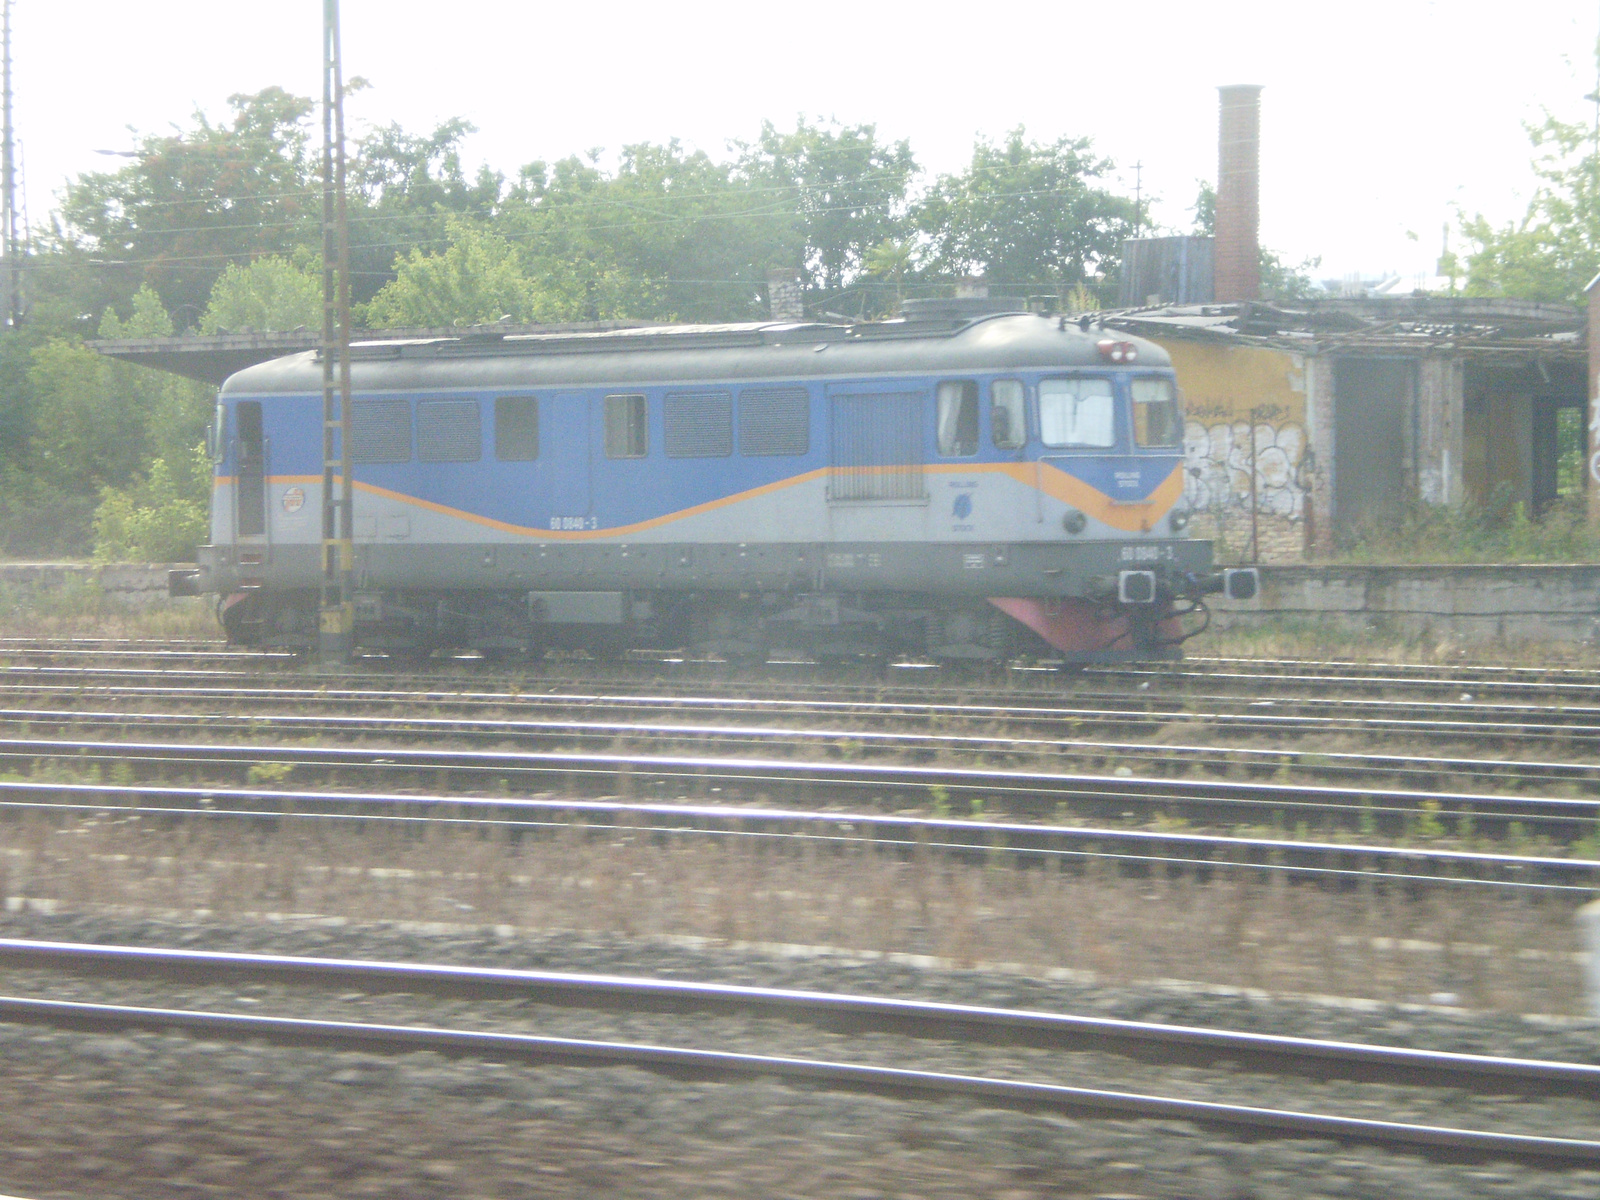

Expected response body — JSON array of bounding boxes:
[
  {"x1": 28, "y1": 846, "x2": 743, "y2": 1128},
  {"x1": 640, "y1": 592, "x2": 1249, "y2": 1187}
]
[{"x1": 1155, "y1": 339, "x2": 1311, "y2": 562}]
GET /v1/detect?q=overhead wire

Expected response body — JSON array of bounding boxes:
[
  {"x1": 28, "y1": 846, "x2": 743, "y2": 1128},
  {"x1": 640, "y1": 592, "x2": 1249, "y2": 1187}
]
[{"x1": 21, "y1": 179, "x2": 1118, "y2": 280}]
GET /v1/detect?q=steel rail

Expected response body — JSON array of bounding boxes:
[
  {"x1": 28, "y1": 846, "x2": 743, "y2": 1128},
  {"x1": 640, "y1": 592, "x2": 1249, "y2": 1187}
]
[
  {"x1": 3, "y1": 778, "x2": 1596, "y2": 890},
  {"x1": 3, "y1": 937, "x2": 1596, "y2": 1098},
  {"x1": 13, "y1": 649, "x2": 1600, "y2": 711},
  {"x1": 0, "y1": 994, "x2": 1594, "y2": 1165},
  {"x1": 3, "y1": 652, "x2": 1598, "y2": 713},
  {"x1": 10, "y1": 637, "x2": 1600, "y2": 683},
  {"x1": 0, "y1": 637, "x2": 229, "y2": 652},
  {"x1": 6, "y1": 673, "x2": 1600, "y2": 748},
  {"x1": 5, "y1": 735, "x2": 1600, "y2": 837},
  {"x1": 1186, "y1": 656, "x2": 1600, "y2": 683},
  {"x1": 5, "y1": 704, "x2": 1600, "y2": 793},
  {"x1": 1102, "y1": 660, "x2": 1600, "y2": 699},
  {"x1": 12, "y1": 639, "x2": 1600, "y2": 696},
  {"x1": 0, "y1": 647, "x2": 294, "y2": 665}
]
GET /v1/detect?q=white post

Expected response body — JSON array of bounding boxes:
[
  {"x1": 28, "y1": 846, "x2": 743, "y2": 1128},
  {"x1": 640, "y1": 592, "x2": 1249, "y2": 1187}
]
[{"x1": 1577, "y1": 898, "x2": 1600, "y2": 1017}]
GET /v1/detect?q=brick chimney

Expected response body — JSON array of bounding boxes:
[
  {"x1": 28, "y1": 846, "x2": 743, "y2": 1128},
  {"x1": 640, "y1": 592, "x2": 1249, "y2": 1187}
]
[
  {"x1": 766, "y1": 268, "x2": 804, "y2": 322},
  {"x1": 1215, "y1": 85, "x2": 1262, "y2": 303}
]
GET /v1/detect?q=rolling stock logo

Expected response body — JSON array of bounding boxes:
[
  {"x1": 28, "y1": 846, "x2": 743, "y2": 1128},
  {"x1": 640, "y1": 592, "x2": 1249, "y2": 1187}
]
[
  {"x1": 281, "y1": 486, "x2": 305, "y2": 514},
  {"x1": 951, "y1": 493, "x2": 973, "y2": 519}
]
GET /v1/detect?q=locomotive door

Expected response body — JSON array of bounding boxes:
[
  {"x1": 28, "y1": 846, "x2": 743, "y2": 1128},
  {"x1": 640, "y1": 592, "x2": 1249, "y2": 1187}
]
[
  {"x1": 545, "y1": 392, "x2": 592, "y2": 523},
  {"x1": 232, "y1": 400, "x2": 269, "y2": 559}
]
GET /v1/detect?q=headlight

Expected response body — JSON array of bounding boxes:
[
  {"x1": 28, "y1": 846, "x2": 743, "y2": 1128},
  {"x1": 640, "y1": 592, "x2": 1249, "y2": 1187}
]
[
  {"x1": 1169, "y1": 509, "x2": 1190, "y2": 533},
  {"x1": 1062, "y1": 510, "x2": 1087, "y2": 535}
]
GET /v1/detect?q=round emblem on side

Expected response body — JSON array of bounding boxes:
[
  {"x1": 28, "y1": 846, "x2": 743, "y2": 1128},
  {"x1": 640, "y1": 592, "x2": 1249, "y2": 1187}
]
[{"x1": 281, "y1": 486, "x2": 306, "y2": 514}]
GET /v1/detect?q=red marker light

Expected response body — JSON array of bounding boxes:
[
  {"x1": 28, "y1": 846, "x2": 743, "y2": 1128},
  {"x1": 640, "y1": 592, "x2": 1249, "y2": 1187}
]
[{"x1": 1096, "y1": 339, "x2": 1138, "y2": 363}]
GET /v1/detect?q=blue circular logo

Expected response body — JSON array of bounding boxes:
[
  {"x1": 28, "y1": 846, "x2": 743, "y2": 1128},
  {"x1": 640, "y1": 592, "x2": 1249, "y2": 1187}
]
[{"x1": 952, "y1": 493, "x2": 973, "y2": 519}]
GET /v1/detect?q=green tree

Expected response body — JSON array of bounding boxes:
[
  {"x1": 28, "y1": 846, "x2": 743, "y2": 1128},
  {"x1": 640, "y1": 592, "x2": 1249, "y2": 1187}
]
[
  {"x1": 199, "y1": 253, "x2": 322, "y2": 333},
  {"x1": 736, "y1": 119, "x2": 918, "y2": 316},
  {"x1": 365, "y1": 219, "x2": 537, "y2": 327},
  {"x1": 1190, "y1": 179, "x2": 1216, "y2": 237},
  {"x1": 1457, "y1": 102, "x2": 1600, "y2": 303},
  {"x1": 26, "y1": 340, "x2": 147, "y2": 492},
  {"x1": 58, "y1": 88, "x2": 319, "y2": 319},
  {"x1": 916, "y1": 129, "x2": 1135, "y2": 306},
  {"x1": 97, "y1": 283, "x2": 176, "y2": 338},
  {"x1": 97, "y1": 285, "x2": 211, "y2": 464},
  {"x1": 347, "y1": 117, "x2": 505, "y2": 306},
  {"x1": 863, "y1": 238, "x2": 919, "y2": 315},
  {"x1": 499, "y1": 141, "x2": 768, "y2": 324}
]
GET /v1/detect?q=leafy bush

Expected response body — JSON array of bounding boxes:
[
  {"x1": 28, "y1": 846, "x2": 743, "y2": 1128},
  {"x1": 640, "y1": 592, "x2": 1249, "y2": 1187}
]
[{"x1": 92, "y1": 442, "x2": 210, "y2": 563}]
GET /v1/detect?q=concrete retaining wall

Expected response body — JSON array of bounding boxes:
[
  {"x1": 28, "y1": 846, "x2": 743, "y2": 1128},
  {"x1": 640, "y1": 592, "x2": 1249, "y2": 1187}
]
[
  {"x1": 4, "y1": 560, "x2": 1599, "y2": 645},
  {"x1": 1211, "y1": 564, "x2": 1600, "y2": 644},
  {"x1": 0, "y1": 563, "x2": 183, "y2": 605}
]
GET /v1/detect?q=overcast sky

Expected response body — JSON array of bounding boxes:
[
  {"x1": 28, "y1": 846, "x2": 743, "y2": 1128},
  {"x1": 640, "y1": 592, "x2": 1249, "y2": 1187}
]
[{"x1": 13, "y1": 1, "x2": 1600, "y2": 286}]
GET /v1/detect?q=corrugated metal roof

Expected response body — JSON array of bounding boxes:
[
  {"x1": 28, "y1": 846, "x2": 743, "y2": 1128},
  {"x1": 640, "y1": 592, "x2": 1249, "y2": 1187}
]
[{"x1": 1096, "y1": 297, "x2": 1584, "y2": 356}]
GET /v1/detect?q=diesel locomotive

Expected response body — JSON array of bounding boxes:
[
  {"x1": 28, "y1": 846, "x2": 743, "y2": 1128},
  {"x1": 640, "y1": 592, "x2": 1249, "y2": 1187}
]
[{"x1": 174, "y1": 301, "x2": 1257, "y2": 662}]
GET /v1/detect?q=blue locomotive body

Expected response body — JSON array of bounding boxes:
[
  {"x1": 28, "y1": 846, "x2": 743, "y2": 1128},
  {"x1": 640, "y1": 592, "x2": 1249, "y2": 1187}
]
[{"x1": 182, "y1": 310, "x2": 1251, "y2": 661}]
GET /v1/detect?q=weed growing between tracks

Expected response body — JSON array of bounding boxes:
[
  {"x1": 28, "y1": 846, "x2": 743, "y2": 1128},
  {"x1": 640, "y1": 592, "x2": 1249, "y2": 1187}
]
[{"x1": 0, "y1": 809, "x2": 1586, "y2": 1014}]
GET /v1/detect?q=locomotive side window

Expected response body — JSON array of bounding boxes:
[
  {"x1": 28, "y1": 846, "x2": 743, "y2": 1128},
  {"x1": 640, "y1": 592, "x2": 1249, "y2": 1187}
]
[
  {"x1": 1039, "y1": 378, "x2": 1115, "y2": 448},
  {"x1": 936, "y1": 381, "x2": 979, "y2": 457},
  {"x1": 494, "y1": 395, "x2": 539, "y2": 461},
  {"x1": 665, "y1": 391, "x2": 733, "y2": 458},
  {"x1": 739, "y1": 387, "x2": 809, "y2": 456},
  {"x1": 210, "y1": 399, "x2": 226, "y2": 463},
  {"x1": 416, "y1": 398, "x2": 482, "y2": 462},
  {"x1": 604, "y1": 393, "x2": 648, "y2": 458},
  {"x1": 351, "y1": 399, "x2": 412, "y2": 463},
  {"x1": 1131, "y1": 378, "x2": 1183, "y2": 448},
  {"x1": 990, "y1": 380, "x2": 1025, "y2": 450}
]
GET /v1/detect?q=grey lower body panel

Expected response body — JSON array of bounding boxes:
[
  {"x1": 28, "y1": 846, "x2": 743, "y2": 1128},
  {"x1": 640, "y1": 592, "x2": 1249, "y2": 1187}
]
[{"x1": 195, "y1": 538, "x2": 1215, "y2": 600}]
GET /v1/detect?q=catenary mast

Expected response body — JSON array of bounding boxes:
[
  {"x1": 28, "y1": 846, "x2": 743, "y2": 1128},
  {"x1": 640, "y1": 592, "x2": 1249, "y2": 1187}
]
[
  {"x1": 2, "y1": 0, "x2": 21, "y2": 328},
  {"x1": 319, "y1": 0, "x2": 354, "y2": 659}
]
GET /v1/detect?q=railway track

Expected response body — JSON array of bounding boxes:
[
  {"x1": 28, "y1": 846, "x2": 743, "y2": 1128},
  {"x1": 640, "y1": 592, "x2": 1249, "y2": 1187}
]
[
  {"x1": 7, "y1": 668, "x2": 1600, "y2": 754},
  {"x1": 6, "y1": 702, "x2": 1600, "y2": 794},
  {"x1": 1, "y1": 936, "x2": 1596, "y2": 1167},
  {"x1": 5, "y1": 777, "x2": 1595, "y2": 890},
  {"x1": 8, "y1": 641, "x2": 1600, "y2": 705},
  {"x1": 7, "y1": 732, "x2": 1600, "y2": 840}
]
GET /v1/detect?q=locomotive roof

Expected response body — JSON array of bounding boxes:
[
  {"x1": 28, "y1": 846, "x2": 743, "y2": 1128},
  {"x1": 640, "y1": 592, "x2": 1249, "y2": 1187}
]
[{"x1": 219, "y1": 312, "x2": 1172, "y2": 396}]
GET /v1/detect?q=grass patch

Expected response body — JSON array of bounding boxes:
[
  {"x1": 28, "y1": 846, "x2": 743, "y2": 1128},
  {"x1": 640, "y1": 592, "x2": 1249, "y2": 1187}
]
[
  {"x1": 1336, "y1": 488, "x2": 1600, "y2": 565},
  {"x1": 0, "y1": 810, "x2": 1587, "y2": 1013},
  {"x1": 0, "y1": 578, "x2": 215, "y2": 640}
]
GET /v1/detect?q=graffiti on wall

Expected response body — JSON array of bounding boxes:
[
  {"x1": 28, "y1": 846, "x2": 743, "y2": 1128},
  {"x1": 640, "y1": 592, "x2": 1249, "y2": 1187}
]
[{"x1": 1182, "y1": 407, "x2": 1308, "y2": 521}]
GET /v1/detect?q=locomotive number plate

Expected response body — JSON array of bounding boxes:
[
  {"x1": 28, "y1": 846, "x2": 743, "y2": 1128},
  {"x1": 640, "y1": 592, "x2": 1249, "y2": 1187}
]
[
  {"x1": 550, "y1": 516, "x2": 599, "y2": 531},
  {"x1": 1119, "y1": 544, "x2": 1174, "y2": 563}
]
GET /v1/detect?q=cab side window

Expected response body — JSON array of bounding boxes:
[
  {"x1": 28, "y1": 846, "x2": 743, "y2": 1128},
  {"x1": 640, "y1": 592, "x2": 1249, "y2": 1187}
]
[
  {"x1": 1131, "y1": 377, "x2": 1183, "y2": 448},
  {"x1": 990, "y1": 380, "x2": 1025, "y2": 450},
  {"x1": 936, "y1": 380, "x2": 979, "y2": 457}
]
